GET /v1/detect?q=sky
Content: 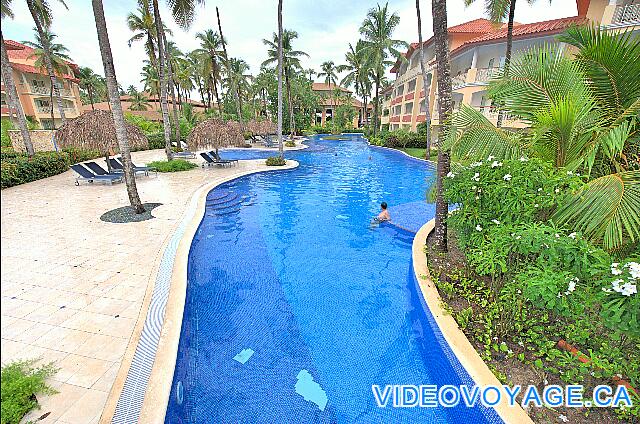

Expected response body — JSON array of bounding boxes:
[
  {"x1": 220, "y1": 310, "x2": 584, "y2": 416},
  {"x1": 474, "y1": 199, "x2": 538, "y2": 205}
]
[{"x1": 2, "y1": 0, "x2": 578, "y2": 92}]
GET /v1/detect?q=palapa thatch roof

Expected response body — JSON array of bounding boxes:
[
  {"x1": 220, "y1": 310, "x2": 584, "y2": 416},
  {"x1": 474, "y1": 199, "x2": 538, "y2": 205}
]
[
  {"x1": 188, "y1": 118, "x2": 245, "y2": 151},
  {"x1": 56, "y1": 110, "x2": 148, "y2": 153},
  {"x1": 247, "y1": 119, "x2": 276, "y2": 136}
]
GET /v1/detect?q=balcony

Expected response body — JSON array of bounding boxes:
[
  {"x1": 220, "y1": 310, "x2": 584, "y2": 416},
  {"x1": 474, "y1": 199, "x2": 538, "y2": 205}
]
[
  {"x1": 474, "y1": 68, "x2": 498, "y2": 83},
  {"x1": 612, "y1": 4, "x2": 640, "y2": 25},
  {"x1": 473, "y1": 106, "x2": 518, "y2": 122},
  {"x1": 36, "y1": 104, "x2": 76, "y2": 115},
  {"x1": 452, "y1": 72, "x2": 468, "y2": 89},
  {"x1": 30, "y1": 85, "x2": 73, "y2": 97}
]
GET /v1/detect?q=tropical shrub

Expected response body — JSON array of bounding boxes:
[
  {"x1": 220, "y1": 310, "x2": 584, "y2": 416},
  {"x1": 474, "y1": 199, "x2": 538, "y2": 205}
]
[
  {"x1": 146, "y1": 159, "x2": 197, "y2": 172},
  {"x1": 1, "y1": 360, "x2": 57, "y2": 424},
  {"x1": 285, "y1": 141, "x2": 296, "y2": 147},
  {"x1": 266, "y1": 156, "x2": 286, "y2": 166},
  {"x1": 1, "y1": 119, "x2": 14, "y2": 148}
]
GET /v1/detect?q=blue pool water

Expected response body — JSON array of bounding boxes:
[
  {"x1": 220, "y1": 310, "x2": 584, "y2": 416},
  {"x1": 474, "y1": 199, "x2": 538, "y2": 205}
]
[{"x1": 165, "y1": 135, "x2": 502, "y2": 423}]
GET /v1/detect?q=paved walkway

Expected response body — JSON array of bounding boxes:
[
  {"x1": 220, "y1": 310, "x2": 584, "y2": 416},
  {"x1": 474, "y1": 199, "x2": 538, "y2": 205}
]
[{"x1": 0, "y1": 148, "x2": 290, "y2": 424}]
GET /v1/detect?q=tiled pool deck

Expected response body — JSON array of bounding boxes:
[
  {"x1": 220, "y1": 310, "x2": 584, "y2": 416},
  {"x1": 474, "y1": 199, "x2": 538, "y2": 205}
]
[{"x1": 0, "y1": 148, "x2": 297, "y2": 424}]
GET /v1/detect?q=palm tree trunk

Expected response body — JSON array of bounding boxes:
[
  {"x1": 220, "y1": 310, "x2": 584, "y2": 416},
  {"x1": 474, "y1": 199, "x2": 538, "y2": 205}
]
[
  {"x1": 151, "y1": 0, "x2": 173, "y2": 160},
  {"x1": 285, "y1": 69, "x2": 295, "y2": 136},
  {"x1": 49, "y1": 84, "x2": 55, "y2": 128},
  {"x1": 416, "y1": 0, "x2": 432, "y2": 157},
  {"x1": 496, "y1": 0, "x2": 516, "y2": 129},
  {"x1": 89, "y1": 86, "x2": 95, "y2": 110},
  {"x1": 211, "y1": 71, "x2": 223, "y2": 116},
  {"x1": 216, "y1": 7, "x2": 244, "y2": 132},
  {"x1": 1, "y1": 31, "x2": 35, "y2": 155},
  {"x1": 91, "y1": 0, "x2": 144, "y2": 214},
  {"x1": 162, "y1": 35, "x2": 181, "y2": 143},
  {"x1": 26, "y1": 0, "x2": 66, "y2": 126},
  {"x1": 277, "y1": 0, "x2": 284, "y2": 158},
  {"x1": 431, "y1": 0, "x2": 452, "y2": 253},
  {"x1": 373, "y1": 72, "x2": 380, "y2": 136}
]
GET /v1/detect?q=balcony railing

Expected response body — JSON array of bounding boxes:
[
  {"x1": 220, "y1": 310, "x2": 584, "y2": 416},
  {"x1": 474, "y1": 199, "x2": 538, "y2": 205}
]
[
  {"x1": 473, "y1": 106, "x2": 518, "y2": 122},
  {"x1": 612, "y1": 4, "x2": 640, "y2": 24},
  {"x1": 452, "y1": 72, "x2": 467, "y2": 88},
  {"x1": 36, "y1": 105, "x2": 76, "y2": 114},
  {"x1": 30, "y1": 85, "x2": 73, "y2": 97},
  {"x1": 475, "y1": 68, "x2": 498, "y2": 83}
]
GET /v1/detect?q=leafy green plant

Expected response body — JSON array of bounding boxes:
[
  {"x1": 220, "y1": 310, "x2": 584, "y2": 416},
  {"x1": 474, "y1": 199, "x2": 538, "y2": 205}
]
[
  {"x1": 146, "y1": 159, "x2": 197, "y2": 172},
  {"x1": 266, "y1": 156, "x2": 286, "y2": 166},
  {"x1": 1, "y1": 360, "x2": 57, "y2": 424},
  {"x1": 1, "y1": 119, "x2": 15, "y2": 148},
  {"x1": 285, "y1": 141, "x2": 296, "y2": 147}
]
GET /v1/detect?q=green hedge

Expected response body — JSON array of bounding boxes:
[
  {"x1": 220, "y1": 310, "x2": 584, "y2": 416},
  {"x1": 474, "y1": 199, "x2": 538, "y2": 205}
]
[
  {"x1": 146, "y1": 159, "x2": 197, "y2": 172},
  {"x1": 1, "y1": 147, "x2": 102, "y2": 189}
]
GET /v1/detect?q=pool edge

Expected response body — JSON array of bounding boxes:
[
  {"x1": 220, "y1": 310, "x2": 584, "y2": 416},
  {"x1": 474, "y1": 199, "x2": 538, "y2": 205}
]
[
  {"x1": 412, "y1": 219, "x2": 533, "y2": 424},
  {"x1": 100, "y1": 159, "x2": 300, "y2": 424}
]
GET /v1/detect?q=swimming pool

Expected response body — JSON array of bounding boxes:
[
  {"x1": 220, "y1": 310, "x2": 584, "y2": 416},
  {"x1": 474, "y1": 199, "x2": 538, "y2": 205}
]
[{"x1": 164, "y1": 135, "x2": 502, "y2": 423}]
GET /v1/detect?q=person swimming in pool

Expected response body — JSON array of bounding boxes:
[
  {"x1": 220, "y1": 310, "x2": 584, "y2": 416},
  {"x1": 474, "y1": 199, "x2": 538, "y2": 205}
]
[{"x1": 375, "y1": 202, "x2": 391, "y2": 222}]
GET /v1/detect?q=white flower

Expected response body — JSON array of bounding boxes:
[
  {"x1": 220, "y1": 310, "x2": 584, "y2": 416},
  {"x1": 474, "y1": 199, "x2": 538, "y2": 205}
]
[
  {"x1": 558, "y1": 414, "x2": 568, "y2": 423},
  {"x1": 534, "y1": 204, "x2": 539, "y2": 208},
  {"x1": 555, "y1": 188, "x2": 560, "y2": 193},
  {"x1": 487, "y1": 155, "x2": 495, "y2": 161},
  {"x1": 611, "y1": 263, "x2": 623, "y2": 276},
  {"x1": 515, "y1": 235, "x2": 522, "y2": 240},
  {"x1": 621, "y1": 282, "x2": 637, "y2": 296},
  {"x1": 518, "y1": 341, "x2": 524, "y2": 346},
  {"x1": 537, "y1": 188, "x2": 543, "y2": 192},
  {"x1": 446, "y1": 171, "x2": 456, "y2": 178},
  {"x1": 567, "y1": 171, "x2": 573, "y2": 175},
  {"x1": 470, "y1": 161, "x2": 483, "y2": 167},
  {"x1": 472, "y1": 173, "x2": 480, "y2": 182},
  {"x1": 476, "y1": 224, "x2": 483, "y2": 231},
  {"x1": 568, "y1": 232, "x2": 577, "y2": 239},
  {"x1": 612, "y1": 279, "x2": 624, "y2": 292},
  {"x1": 626, "y1": 262, "x2": 639, "y2": 280},
  {"x1": 475, "y1": 196, "x2": 480, "y2": 200},
  {"x1": 503, "y1": 174, "x2": 512, "y2": 181},
  {"x1": 555, "y1": 233, "x2": 560, "y2": 238},
  {"x1": 491, "y1": 160, "x2": 503, "y2": 168},
  {"x1": 491, "y1": 219, "x2": 500, "y2": 225},
  {"x1": 472, "y1": 185, "x2": 477, "y2": 190},
  {"x1": 519, "y1": 156, "x2": 528, "y2": 162}
]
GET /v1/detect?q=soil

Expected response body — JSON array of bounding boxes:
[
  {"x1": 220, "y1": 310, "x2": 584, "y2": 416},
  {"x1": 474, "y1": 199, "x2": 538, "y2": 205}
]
[{"x1": 424, "y1": 230, "x2": 628, "y2": 424}]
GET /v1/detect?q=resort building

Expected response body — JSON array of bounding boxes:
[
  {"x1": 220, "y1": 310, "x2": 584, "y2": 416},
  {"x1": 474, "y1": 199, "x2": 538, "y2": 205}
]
[
  {"x1": 385, "y1": 0, "x2": 639, "y2": 132},
  {"x1": 1, "y1": 40, "x2": 83, "y2": 129},
  {"x1": 311, "y1": 82, "x2": 371, "y2": 128},
  {"x1": 84, "y1": 93, "x2": 207, "y2": 121}
]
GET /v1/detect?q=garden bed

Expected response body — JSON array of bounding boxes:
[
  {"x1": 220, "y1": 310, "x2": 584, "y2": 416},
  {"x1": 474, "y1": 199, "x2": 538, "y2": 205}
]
[{"x1": 425, "y1": 230, "x2": 633, "y2": 424}]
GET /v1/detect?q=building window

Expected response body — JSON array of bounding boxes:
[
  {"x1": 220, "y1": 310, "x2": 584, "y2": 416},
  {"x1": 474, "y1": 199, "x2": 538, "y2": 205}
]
[
  {"x1": 397, "y1": 85, "x2": 405, "y2": 96},
  {"x1": 419, "y1": 100, "x2": 428, "y2": 113},
  {"x1": 404, "y1": 102, "x2": 413, "y2": 115},
  {"x1": 41, "y1": 119, "x2": 54, "y2": 130},
  {"x1": 35, "y1": 99, "x2": 51, "y2": 108},
  {"x1": 488, "y1": 58, "x2": 495, "y2": 68},
  {"x1": 394, "y1": 105, "x2": 402, "y2": 116},
  {"x1": 407, "y1": 79, "x2": 416, "y2": 93}
]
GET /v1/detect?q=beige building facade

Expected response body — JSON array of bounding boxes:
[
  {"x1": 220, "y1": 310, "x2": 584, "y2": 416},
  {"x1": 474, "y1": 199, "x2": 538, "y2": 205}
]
[
  {"x1": 1, "y1": 40, "x2": 83, "y2": 129},
  {"x1": 384, "y1": 0, "x2": 639, "y2": 133}
]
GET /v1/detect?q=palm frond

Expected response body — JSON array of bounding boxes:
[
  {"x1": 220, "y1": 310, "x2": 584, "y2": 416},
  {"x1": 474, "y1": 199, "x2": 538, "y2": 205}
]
[{"x1": 554, "y1": 170, "x2": 640, "y2": 251}]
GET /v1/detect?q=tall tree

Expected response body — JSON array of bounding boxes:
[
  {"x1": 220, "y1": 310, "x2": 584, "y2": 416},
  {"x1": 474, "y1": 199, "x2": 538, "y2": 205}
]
[
  {"x1": 91, "y1": 0, "x2": 144, "y2": 213},
  {"x1": 318, "y1": 60, "x2": 339, "y2": 116},
  {"x1": 23, "y1": 28, "x2": 71, "y2": 129},
  {"x1": 415, "y1": 0, "x2": 432, "y2": 156},
  {"x1": 216, "y1": 6, "x2": 244, "y2": 131},
  {"x1": 359, "y1": 2, "x2": 407, "y2": 136},
  {"x1": 195, "y1": 29, "x2": 224, "y2": 115},
  {"x1": 277, "y1": 0, "x2": 284, "y2": 157},
  {"x1": 262, "y1": 29, "x2": 308, "y2": 137},
  {"x1": 150, "y1": 0, "x2": 173, "y2": 160},
  {"x1": 78, "y1": 66, "x2": 104, "y2": 110},
  {"x1": 338, "y1": 42, "x2": 370, "y2": 127},
  {"x1": 431, "y1": 0, "x2": 453, "y2": 252},
  {"x1": 162, "y1": 34, "x2": 181, "y2": 142},
  {"x1": 25, "y1": 0, "x2": 68, "y2": 125},
  {"x1": 1, "y1": 28, "x2": 34, "y2": 154}
]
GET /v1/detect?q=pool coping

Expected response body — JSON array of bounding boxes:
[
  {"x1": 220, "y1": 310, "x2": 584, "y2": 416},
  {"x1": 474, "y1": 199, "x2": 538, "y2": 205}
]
[
  {"x1": 412, "y1": 219, "x2": 534, "y2": 424},
  {"x1": 100, "y1": 160, "x2": 300, "y2": 424}
]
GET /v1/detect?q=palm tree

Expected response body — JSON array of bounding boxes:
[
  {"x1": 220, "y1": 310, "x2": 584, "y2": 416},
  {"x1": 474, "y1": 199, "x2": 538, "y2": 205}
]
[
  {"x1": 126, "y1": 3, "x2": 166, "y2": 69},
  {"x1": 140, "y1": 60, "x2": 159, "y2": 96},
  {"x1": 78, "y1": 66, "x2": 104, "y2": 110},
  {"x1": 446, "y1": 27, "x2": 640, "y2": 251},
  {"x1": 262, "y1": 29, "x2": 308, "y2": 136},
  {"x1": 25, "y1": 0, "x2": 68, "y2": 125},
  {"x1": 224, "y1": 58, "x2": 251, "y2": 114},
  {"x1": 431, "y1": 0, "x2": 453, "y2": 252},
  {"x1": 24, "y1": 28, "x2": 72, "y2": 129},
  {"x1": 306, "y1": 68, "x2": 316, "y2": 83},
  {"x1": 359, "y1": 2, "x2": 407, "y2": 136},
  {"x1": 91, "y1": 0, "x2": 144, "y2": 214},
  {"x1": 187, "y1": 50, "x2": 208, "y2": 108},
  {"x1": 337, "y1": 42, "x2": 371, "y2": 127},
  {"x1": 150, "y1": 0, "x2": 173, "y2": 160},
  {"x1": 318, "y1": 60, "x2": 339, "y2": 118},
  {"x1": 415, "y1": 0, "x2": 432, "y2": 155},
  {"x1": 129, "y1": 91, "x2": 151, "y2": 111},
  {"x1": 195, "y1": 29, "x2": 224, "y2": 114},
  {"x1": 1, "y1": 30, "x2": 34, "y2": 154},
  {"x1": 216, "y1": 6, "x2": 244, "y2": 131},
  {"x1": 277, "y1": 0, "x2": 284, "y2": 157}
]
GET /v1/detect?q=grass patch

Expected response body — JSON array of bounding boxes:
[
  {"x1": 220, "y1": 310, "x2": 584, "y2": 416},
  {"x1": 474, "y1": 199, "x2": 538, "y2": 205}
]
[
  {"x1": 321, "y1": 136, "x2": 348, "y2": 140},
  {"x1": 1, "y1": 360, "x2": 57, "y2": 424},
  {"x1": 398, "y1": 147, "x2": 438, "y2": 160},
  {"x1": 265, "y1": 156, "x2": 286, "y2": 166},
  {"x1": 285, "y1": 141, "x2": 296, "y2": 147},
  {"x1": 146, "y1": 159, "x2": 197, "y2": 172}
]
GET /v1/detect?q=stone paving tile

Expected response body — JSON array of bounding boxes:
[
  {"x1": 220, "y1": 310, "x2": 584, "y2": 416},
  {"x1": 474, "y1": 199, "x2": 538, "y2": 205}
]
[{"x1": 1, "y1": 149, "x2": 285, "y2": 423}]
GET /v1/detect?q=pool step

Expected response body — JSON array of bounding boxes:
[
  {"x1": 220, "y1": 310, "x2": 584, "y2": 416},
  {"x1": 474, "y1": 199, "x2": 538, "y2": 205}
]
[
  {"x1": 206, "y1": 194, "x2": 254, "y2": 217},
  {"x1": 205, "y1": 193, "x2": 239, "y2": 207}
]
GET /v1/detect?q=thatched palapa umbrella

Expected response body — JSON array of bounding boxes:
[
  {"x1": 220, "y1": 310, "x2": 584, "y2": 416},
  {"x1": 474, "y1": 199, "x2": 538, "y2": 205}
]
[
  {"x1": 188, "y1": 118, "x2": 245, "y2": 154},
  {"x1": 56, "y1": 110, "x2": 148, "y2": 171}
]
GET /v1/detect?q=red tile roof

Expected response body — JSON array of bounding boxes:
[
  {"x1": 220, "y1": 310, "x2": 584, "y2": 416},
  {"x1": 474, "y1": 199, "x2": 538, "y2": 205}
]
[
  {"x1": 10, "y1": 62, "x2": 78, "y2": 82},
  {"x1": 312, "y1": 82, "x2": 351, "y2": 93},
  {"x1": 450, "y1": 16, "x2": 586, "y2": 56},
  {"x1": 5, "y1": 40, "x2": 79, "y2": 76},
  {"x1": 447, "y1": 18, "x2": 497, "y2": 33}
]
